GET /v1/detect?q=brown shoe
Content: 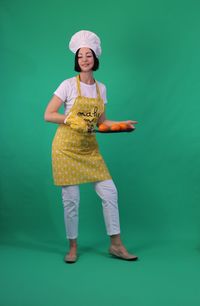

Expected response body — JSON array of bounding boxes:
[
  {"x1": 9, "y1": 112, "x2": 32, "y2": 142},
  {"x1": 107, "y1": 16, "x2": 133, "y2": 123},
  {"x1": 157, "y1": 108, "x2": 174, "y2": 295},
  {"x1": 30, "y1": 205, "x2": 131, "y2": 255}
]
[
  {"x1": 64, "y1": 253, "x2": 77, "y2": 263},
  {"x1": 109, "y1": 245, "x2": 138, "y2": 261}
]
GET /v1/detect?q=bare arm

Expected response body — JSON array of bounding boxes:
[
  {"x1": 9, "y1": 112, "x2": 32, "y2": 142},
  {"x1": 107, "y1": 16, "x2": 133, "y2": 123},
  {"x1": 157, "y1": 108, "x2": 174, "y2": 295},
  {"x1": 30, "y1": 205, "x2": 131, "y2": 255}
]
[
  {"x1": 97, "y1": 107, "x2": 138, "y2": 128},
  {"x1": 44, "y1": 95, "x2": 66, "y2": 124}
]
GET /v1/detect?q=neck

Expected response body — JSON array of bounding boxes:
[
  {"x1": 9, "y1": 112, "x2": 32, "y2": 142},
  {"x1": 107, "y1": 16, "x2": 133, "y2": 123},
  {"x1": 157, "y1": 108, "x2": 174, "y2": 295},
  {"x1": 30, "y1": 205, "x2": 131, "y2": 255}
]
[{"x1": 79, "y1": 72, "x2": 95, "y2": 84}]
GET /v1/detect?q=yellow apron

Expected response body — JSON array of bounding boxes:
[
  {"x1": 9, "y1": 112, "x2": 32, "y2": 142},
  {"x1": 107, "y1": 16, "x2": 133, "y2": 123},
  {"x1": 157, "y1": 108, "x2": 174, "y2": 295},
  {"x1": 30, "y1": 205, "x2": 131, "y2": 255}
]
[{"x1": 52, "y1": 74, "x2": 112, "y2": 186}]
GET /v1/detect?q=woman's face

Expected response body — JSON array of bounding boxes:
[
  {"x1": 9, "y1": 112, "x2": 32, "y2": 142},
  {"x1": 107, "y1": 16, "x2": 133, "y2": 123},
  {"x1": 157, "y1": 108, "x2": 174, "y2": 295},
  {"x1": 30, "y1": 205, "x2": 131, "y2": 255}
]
[{"x1": 78, "y1": 48, "x2": 94, "y2": 72}]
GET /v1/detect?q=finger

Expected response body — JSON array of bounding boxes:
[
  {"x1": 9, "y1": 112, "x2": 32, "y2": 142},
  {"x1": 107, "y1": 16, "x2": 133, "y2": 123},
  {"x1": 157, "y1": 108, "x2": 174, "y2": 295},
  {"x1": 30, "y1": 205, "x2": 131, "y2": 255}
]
[
  {"x1": 127, "y1": 121, "x2": 137, "y2": 126},
  {"x1": 125, "y1": 121, "x2": 138, "y2": 125},
  {"x1": 129, "y1": 121, "x2": 138, "y2": 124},
  {"x1": 128, "y1": 124, "x2": 136, "y2": 129}
]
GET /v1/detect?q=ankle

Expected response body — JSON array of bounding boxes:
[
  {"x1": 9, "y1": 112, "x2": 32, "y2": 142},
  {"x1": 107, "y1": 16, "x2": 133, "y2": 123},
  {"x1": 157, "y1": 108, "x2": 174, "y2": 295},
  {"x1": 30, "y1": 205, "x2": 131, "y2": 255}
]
[
  {"x1": 69, "y1": 238, "x2": 77, "y2": 248},
  {"x1": 110, "y1": 234, "x2": 123, "y2": 247},
  {"x1": 70, "y1": 245, "x2": 77, "y2": 250},
  {"x1": 111, "y1": 242, "x2": 123, "y2": 248}
]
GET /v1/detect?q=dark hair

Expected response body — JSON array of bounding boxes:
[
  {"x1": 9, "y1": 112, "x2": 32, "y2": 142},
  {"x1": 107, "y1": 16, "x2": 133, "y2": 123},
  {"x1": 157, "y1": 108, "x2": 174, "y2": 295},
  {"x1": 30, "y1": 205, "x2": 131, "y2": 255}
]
[{"x1": 74, "y1": 48, "x2": 99, "y2": 72}]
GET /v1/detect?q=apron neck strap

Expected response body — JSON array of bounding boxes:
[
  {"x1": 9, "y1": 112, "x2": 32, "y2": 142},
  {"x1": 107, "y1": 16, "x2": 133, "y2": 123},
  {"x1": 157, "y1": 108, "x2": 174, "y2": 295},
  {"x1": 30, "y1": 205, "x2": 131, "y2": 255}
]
[{"x1": 76, "y1": 75, "x2": 101, "y2": 99}]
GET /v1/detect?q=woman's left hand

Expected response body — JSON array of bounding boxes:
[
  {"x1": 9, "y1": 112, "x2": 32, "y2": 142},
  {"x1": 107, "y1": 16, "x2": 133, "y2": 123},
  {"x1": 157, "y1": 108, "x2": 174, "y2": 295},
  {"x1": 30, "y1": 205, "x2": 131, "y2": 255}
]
[{"x1": 122, "y1": 120, "x2": 138, "y2": 129}]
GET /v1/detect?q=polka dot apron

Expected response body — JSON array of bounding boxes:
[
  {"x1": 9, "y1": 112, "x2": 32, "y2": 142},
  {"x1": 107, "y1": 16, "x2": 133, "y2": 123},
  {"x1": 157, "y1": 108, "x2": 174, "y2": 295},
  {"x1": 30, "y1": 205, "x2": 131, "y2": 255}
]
[{"x1": 52, "y1": 74, "x2": 111, "y2": 185}]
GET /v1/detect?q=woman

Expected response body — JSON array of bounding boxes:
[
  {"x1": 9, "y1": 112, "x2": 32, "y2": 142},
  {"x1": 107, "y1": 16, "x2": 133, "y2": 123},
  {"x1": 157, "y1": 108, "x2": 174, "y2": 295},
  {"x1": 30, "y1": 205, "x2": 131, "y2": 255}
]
[{"x1": 44, "y1": 30, "x2": 138, "y2": 263}]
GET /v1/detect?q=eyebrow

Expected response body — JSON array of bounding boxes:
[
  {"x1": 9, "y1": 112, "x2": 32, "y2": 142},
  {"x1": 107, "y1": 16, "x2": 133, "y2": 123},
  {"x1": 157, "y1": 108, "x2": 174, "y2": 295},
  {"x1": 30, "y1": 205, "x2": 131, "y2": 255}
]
[{"x1": 78, "y1": 52, "x2": 92, "y2": 55}]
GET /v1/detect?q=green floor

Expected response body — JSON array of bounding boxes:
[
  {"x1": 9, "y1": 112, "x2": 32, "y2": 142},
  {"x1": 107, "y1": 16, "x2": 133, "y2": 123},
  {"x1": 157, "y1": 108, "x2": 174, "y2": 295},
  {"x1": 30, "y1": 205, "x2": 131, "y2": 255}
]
[{"x1": 1, "y1": 237, "x2": 199, "y2": 306}]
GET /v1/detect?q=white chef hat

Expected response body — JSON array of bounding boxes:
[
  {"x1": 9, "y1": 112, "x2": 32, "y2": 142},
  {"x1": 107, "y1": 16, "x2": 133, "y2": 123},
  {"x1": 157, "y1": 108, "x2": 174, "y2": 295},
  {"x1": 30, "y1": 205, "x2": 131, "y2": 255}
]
[{"x1": 69, "y1": 30, "x2": 102, "y2": 58}]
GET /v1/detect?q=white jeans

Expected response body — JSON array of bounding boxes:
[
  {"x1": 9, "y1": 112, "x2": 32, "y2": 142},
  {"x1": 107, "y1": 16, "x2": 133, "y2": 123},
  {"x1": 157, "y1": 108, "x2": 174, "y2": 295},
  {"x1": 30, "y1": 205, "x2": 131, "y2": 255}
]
[{"x1": 61, "y1": 179, "x2": 121, "y2": 239}]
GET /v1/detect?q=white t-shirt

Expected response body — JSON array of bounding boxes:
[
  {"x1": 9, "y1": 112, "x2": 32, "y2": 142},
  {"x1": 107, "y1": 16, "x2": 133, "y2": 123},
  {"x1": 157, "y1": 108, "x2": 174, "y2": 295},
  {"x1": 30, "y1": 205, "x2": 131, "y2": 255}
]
[{"x1": 53, "y1": 76, "x2": 108, "y2": 115}]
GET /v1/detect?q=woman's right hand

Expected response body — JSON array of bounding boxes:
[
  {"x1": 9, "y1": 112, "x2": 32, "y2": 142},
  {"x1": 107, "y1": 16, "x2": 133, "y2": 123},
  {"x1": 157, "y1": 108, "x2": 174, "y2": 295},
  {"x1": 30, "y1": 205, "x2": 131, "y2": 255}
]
[{"x1": 66, "y1": 114, "x2": 88, "y2": 133}]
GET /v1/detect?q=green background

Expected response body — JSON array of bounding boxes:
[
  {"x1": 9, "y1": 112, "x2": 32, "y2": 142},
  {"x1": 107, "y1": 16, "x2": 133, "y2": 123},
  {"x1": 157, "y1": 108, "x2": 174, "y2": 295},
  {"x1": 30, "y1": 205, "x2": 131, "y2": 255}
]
[{"x1": 1, "y1": 0, "x2": 200, "y2": 305}]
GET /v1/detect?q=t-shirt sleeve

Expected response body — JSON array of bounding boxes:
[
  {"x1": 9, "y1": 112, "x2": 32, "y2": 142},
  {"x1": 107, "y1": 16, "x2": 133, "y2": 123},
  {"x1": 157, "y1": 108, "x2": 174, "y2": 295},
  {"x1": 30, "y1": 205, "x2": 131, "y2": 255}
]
[
  {"x1": 53, "y1": 80, "x2": 69, "y2": 102},
  {"x1": 102, "y1": 84, "x2": 108, "y2": 104}
]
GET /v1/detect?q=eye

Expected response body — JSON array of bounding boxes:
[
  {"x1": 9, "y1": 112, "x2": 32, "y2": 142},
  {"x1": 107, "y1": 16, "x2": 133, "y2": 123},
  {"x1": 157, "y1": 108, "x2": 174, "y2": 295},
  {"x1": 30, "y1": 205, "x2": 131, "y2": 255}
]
[{"x1": 78, "y1": 55, "x2": 92, "y2": 58}]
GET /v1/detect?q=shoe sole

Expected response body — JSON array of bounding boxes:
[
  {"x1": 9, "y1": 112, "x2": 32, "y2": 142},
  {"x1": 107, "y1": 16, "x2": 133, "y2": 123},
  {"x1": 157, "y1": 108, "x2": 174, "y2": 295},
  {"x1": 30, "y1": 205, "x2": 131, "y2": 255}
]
[
  {"x1": 65, "y1": 260, "x2": 77, "y2": 263},
  {"x1": 109, "y1": 252, "x2": 138, "y2": 261}
]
